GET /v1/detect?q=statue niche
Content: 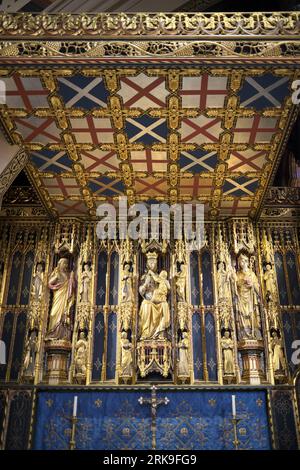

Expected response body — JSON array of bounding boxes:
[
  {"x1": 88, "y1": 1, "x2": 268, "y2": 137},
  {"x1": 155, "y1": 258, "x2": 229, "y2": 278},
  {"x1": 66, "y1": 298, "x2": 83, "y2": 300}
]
[
  {"x1": 270, "y1": 328, "x2": 287, "y2": 383},
  {"x1": 232, "y1": 253, "x2": 262, "y2": 341},
  {"x1": 45, "y1": 257, "x2": 76, "y2": 384},
  {"x1": 220, "y1": 328, "x2": 236, "y2": 384},
  {"x1": 80, "y1": 262, "x2": 92, "y2": 303},
  {"x1": 46, "y1": 257, "x2": 75, "y2": 342},
  {"x1": 232, "y1": 252, "x2": 265, "y2": 385},
  {"x1": 137, "y1": 251, "x2": 172, "y2": 378},
  {"x1": 74, "y1": 330, "x2": 88, "y2": 383},
  {"x1": 22, "y1": 329, "x2": 38, "y2": 381},
  {"x1": 119, "y1": 261, "x2": 134, "y2": 333}
]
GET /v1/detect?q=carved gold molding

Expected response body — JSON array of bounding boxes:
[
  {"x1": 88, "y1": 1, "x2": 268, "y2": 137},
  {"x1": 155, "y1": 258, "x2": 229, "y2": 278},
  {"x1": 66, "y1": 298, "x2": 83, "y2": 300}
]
[
  {"x1": 0, "y1": 149, "x2": 27, "y2": 197},
  {"x1": 0, "y1": 12, "x2": 299, "y2": 39},
  {"x1": 0, "y1": 40, "x2": 300, "y2": 59}
]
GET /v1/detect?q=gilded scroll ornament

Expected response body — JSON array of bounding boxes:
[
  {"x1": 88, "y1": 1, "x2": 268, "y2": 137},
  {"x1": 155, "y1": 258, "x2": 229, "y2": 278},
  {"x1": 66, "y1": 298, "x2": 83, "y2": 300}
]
[{"x1": 0, "y1": 13, "x2": 298, "y2": 38}]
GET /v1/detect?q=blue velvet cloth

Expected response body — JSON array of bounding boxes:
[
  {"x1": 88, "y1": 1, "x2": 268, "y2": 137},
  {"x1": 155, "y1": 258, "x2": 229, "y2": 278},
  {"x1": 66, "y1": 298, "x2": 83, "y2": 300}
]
[
  {"x1": 34, "y1": 391, "x2": 151, "y2": 450},
  {"x1": 156, "y1": 390, "x2": 270, "y2": 450},
  {"x1": 33, "y1": 390, "x2": 271, "y2": 450}
]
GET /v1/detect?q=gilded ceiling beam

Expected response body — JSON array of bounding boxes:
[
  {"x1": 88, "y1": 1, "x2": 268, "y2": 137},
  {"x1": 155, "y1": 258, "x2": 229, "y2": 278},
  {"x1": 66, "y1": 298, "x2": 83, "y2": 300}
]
[{"x1": 0, "y1": 12, "x2": 299, "y2": 40}]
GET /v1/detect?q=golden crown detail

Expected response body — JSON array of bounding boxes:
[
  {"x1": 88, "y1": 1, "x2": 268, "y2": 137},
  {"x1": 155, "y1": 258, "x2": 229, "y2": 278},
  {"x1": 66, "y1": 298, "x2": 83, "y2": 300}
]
[{"x1": 146, "y1": 251, "x2": 158, "y2": 260}]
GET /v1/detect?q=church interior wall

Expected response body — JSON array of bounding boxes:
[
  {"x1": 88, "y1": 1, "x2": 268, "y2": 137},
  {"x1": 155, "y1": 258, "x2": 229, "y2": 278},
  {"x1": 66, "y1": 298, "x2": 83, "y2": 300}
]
[
  {"x1": 0, "y1": 216, "x2": 299, "y2": 449},
  {"x1": 0, "y1": 7, "x2": 299, "y2": 452}
]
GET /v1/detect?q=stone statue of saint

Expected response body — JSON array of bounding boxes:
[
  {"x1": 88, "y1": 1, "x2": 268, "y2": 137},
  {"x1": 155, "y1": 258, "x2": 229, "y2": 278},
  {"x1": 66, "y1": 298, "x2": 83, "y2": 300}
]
[
  {"x1": 263, "y1": 263, "x2": 278, "y2": 302},
  {"x1": 121, "y1": 262, "x2": 134, "y2": 302},
  {"x1": 32, "y1": 262, "x2": 44, "y2": 302},
  {"x1": 221, "y1": 330, "x2": 235, "y2": 375},
  {"x1": 138, "y1": 252, "x2": 171, "y2": 340},
  {"x1": 232, "y1": 253, "x2": 262, "y2": 341},
  {"x1": 216, "y1": 261, "x2": 231, "y2": 302},
  {"x1": 262, "y1": 230, "x2": 273, "y2": 264},
  {"x1": 270, "y1": 330, "x2": 286, "y2": 373},
  {"x1": 219, "y1": 303, "x2": 232, "y2": 330},
  {"x1": 80, "y1": 263, "x2": 92, "y2": 303},
  {"x1": 120, "y1": 331, "x2": 133, "y2": 376},
  {"x1": 46, "y1": 258, "x2": 75, "y2": 341},
  {"x1": 23, "y1": 330, "x2": 38, "y2": 378},
  {"x1": 74, "y1": 331, "x2": 88, "y2": 375},
  {"x1": 177, "y1": 331, "x2": 189, "y2": 376},
  {"x1": 175, "y1": 263, "x2": 187, "y2": 302}
]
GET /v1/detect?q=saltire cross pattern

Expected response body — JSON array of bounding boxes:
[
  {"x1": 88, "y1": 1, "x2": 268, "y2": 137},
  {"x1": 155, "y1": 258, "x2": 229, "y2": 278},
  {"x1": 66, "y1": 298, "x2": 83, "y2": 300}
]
[{"x1": 0, "y1": 68, "x2": 293, "y2": 217}]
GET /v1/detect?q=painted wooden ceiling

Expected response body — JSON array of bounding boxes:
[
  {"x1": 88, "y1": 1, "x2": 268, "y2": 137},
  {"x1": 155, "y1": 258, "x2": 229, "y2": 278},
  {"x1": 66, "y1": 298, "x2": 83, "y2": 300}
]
[{"x1": 0, "y1": 67, "x2": 295, "y2": 218}]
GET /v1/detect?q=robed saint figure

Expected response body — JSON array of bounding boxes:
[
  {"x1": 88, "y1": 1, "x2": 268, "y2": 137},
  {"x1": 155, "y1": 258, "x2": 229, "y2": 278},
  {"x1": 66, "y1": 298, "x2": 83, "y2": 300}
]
[{"x1": 46, "y1": 258, "x2": 75, "y2": 341}]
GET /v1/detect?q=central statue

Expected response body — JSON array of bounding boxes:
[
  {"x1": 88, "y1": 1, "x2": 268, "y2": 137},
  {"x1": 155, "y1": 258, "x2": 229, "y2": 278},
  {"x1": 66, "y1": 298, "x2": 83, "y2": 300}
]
[
  {"x1": 138, "y1": 251, "x2": 171, "y2": 340},
  {"x1": 46, "y1": 257, "x2": 75, "y2": 341},
  {"x1": 232, "y1": 253, "x2": 262, "y2": 341}
]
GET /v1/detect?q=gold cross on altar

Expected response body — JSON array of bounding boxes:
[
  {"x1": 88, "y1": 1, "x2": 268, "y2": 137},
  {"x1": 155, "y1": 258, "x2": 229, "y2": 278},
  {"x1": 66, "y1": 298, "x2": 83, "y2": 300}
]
[{"x1": 138, "y1": 385, "x2": 169, "y2": 450}]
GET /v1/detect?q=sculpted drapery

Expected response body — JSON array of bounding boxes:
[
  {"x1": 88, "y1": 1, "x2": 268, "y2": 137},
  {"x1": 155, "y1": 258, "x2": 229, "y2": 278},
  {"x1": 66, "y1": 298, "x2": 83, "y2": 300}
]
[
  {"x1": 138, "y1": 252, "x2": 171, "y2": 340},
  {"x1": 233, "y1": 254, "x2": 262, "y2": 341},
  {"x1": 46, "y1": 258, "x2": 75, "y2": 341}
]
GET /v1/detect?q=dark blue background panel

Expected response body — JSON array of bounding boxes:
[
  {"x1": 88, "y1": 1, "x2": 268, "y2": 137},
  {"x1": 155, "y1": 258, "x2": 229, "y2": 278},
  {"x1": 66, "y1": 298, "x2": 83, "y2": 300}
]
[
  {"x1": 92, "y1": 311, "x2": 105, "y2": 381},
  {"x1": 192, "y1": 312, "x2": 203, "y2": 381}
]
